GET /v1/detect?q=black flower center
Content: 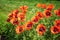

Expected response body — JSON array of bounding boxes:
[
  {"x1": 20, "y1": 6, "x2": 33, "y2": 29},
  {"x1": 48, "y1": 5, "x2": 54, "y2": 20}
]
[
  {"x1": 13, "y1": 20, "x2": 18, "y2": 24},
  {"x1": 19, "y1": 28, "x2": 23, "y2": 32},
  {"x1": 7, "y1": 18, "x2": 10, "y2": 22},
  {"x1": 46, "y1": 12, "x2": 51, "y2": 16},
  {"x1": 34, "y1": 18, "x2": 38, "y2": 22},
  {"x1": 27, "y1": 24, "x2": 32, "y2": 27},
  {"x1": 39, "y1": 27, "x2": 45, "y2": 32},
  {"x1": 53, "y1": 27, "x2": 58, "y2": 32}
]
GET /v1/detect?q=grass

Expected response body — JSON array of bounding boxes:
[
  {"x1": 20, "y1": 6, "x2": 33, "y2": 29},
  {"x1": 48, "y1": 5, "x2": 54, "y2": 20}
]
[{"x1": 0, "y1": 0, "x2": 60, "y2": 40}]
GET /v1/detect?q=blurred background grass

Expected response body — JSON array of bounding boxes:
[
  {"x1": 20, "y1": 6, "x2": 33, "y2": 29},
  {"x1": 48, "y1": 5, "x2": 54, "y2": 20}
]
[{"x1": 0, "y1": 0, "x2": 60, "y2": 40}]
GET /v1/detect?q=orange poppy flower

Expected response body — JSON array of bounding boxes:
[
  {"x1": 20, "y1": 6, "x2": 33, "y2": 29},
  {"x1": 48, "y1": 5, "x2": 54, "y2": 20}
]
[
  {"x1": 12, "y1": 10, "x2": 19, "y2": 18},
  {"x1": 36, "y1": 3, "x2": 41, "y2": 8},
  {"x1": 7, "y1": 13, "x2": 13, "y2": 22},
  {"x1": 41, "y1": 4, "x2": 46, "y2": 9},
  {"x1": 36, "y1": 24, "x2": 46, "y2": 35},
  {"x1": 50, "y1": 26, "x2": 59, "y2": 34},
  {"x1": 17, "y1": 13, "x2": 25, "y2": 22},
  {"x1": 8, "y1": 10, "x2": 19, "y2": 19},
  {"x1": 20, "y1": 5, "x2": 28, "y2": 11},
  {"x1": 47, "y1": 4, "x2": 54, "y2": 11},
  {"x1": 54, "y1": 20, "x2": 60, "y2": 27},
  {"x1": 22, "y1": 10, "x2": 27, "y2": 14},
  {"x1": 16, "y1": 25, "x2": 24, "y2": 34},
  {"x1": 25, "y1": 21, "x2": 33, "y2": 30},
  {"x1": 36, "y1": 12, "x2": 44, "y2": 19},
  {"x1": 8, "y1": 13, "x2": 13, "y2": 18},
  {"x1": 10, "y1": 18, "x2": 19, "y2": 25},
  {"x1": 13, "y1": 14, "x2": 18, "y2": 18},
  {"x1": 44, "y1": 10, "x2": 52, "y2": 18},
  {"x1": 13, "y1": 10, "x2": 19, "y2": 14},
  {"x1": 31, "y1": 16, "x2": 39, "y2": 24},
  {"x1": 54, "y1": 9, "x2": 60, "y2": 16}
]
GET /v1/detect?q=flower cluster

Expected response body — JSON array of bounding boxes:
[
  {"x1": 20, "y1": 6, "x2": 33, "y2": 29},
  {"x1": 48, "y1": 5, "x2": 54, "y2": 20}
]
[
  {"x1": 50, "y1": 20, "x2": 60, "y2": 34},
  {"x1": 7, "y1": 3, "x2": 60, "y2": 36},
  {"x1": 7, "y1": 10, "x2": 19, "y2": 25},
  {"x1": 36, "y1": 3, "x2": 54, "y2": 11},
  {"x1": 7, "y1": 5, "x2": 28, "y2": 25}
]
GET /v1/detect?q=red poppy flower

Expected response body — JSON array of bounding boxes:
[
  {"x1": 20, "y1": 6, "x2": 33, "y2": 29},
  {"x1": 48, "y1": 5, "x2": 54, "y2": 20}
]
[
  {"x1": 36, "y1": 12, "x2": 44, "y2": 19},
  {"x1": 50, "y1": 26, "x2": 59, "y2": 34},
  {"x1": 16, "y1": 25, "x2": 24, "y2": 34},
  {"x1": 36, "y1": 3, "x2": 41, "y2": 8},
  {"x1": 54, "y1": 9, "x2": 60, "y2": 16},
  {"x1": 17, "y1": 13, "x2": 25, "y2": 22},
  {"x1": 31, "y1": 16, "x2": 39, "y2": 24},
  {"x1": 20, "y1": 5, "x2": 28, "y2": 11},
  {"x1": 54, "y1": 20, "x2": 60, "y2": 27},
  {"x1": 41, "y1": 4, "x2": 46, "y2": 9},
  {"x1": 36, "y1": 24, "x2": 46, "y2": 35},
  {"x1": 44, "y1": 10, "x2": 52, "y2": 18},
  {"x1": 25, "y1": 21, "x2": 33, "y2": 30},
  {"x1": 47, "y1": 4, "x2": 54, "y2": 11},
  {"x1": 10, "y1": 18, "x2": 19, "y2": 25}
]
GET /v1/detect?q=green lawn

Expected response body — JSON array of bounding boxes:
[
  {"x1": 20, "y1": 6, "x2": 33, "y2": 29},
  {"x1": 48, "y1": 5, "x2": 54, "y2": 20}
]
[{"x1": 0, "y1": 0, "x2": 60, "y2": 40}]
